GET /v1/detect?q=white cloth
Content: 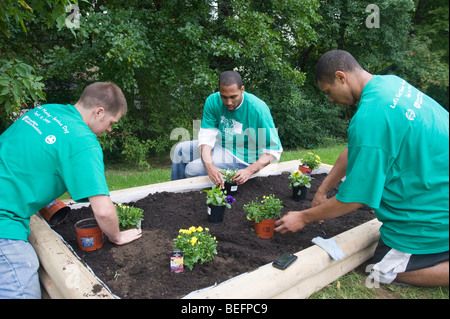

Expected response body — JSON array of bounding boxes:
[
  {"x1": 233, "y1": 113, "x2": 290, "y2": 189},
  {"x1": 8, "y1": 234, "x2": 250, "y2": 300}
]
[
  {"x1": 368, "y1": 248, "x2": 411, "y2": 284},
  {"x1": 312, "y1": 236, "x2": 344, "y2": 261}
]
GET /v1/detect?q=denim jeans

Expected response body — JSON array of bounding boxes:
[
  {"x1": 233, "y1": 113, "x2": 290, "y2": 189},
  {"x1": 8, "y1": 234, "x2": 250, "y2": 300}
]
[
  {"x1": 0, "y1": 238, "x2": 41, "y2": 299},
  {"x1": 171, "y1": 140, "x2": 248, "y2": 180}
]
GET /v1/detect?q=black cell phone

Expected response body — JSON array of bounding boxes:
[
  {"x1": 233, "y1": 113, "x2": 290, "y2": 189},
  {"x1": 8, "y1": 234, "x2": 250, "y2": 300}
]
[{"x1": 272, "y1": 253, "x2": 298, "y2": 270}]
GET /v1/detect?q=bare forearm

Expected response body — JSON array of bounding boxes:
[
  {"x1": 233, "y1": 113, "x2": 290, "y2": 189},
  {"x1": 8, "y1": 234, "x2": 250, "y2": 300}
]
[
  {"x1": 233, "y1": 153, "x2": 274, "y2": 184},
  {"x1": 89, "y1": 195, "x2": 142, "y2": 245},
  {"x1": 275, "y1": 196, "x2": 362, "y2": 234},
  {"x1": 200, "y1": 144, "x2": 223, "y2": 185},
  {"x1": 89, "y1": 195, "x2": 121, "y2": 242},
  {"x1": 246, "y1": 153, "x2": 274, "y2": 174},
  {"x1": 304, "y1": 197, "x2": 362, "y2": 224}
]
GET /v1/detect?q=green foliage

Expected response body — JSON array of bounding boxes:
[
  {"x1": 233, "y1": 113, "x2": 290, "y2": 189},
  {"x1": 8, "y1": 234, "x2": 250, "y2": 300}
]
[
  {"x1": 173, "y1": 226, "x2": 218, "y2": 270},
  {"x1": 288, "y1": 170, "x2": 312, "y2": 195},
  {"x1": 0, "y1": 59, "x2": 46, "y2": 129},
  {"x1": 300, "y1": 151, "x2": 322, "y2": 171},
  {"x1": 244, "y1": 194, "x2": 283, "y2": 223},
  {"x1": 220, "y1": 169, "x2": 238, "y2": 183},
  {"x1": 115, "y1": 203, "x2": 144, "y2": 231},
  {"x1": 1, "y1": 0, "x2": 448, "y2": 164},
  {"x1": 203, "y1": 185, "x2": 235, "y2": 208}
]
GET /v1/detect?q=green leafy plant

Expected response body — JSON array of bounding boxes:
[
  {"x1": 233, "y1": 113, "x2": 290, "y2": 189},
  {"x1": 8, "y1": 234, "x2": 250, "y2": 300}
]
[
  {"x1": 244, "y1": 195, "x2": 283, "y2": 223},
  {"x1": 203, "y1": 185, "x2": 235, "y2": 208},
  {"x1": 220, "y1": 168, "x2": 238, "y2": 183},
  {"x1": 300, "y1": 152, "x2": 322, "y2": 171},
  {"x1": 115, "y1": 204, "x2": 144, "y2": 230},
  {"x1": 288, "y1": 170, "x2": 312, "y2": 195},
  {"x1": 173, "y1": 226, "x2": 218, "y2": 270}
]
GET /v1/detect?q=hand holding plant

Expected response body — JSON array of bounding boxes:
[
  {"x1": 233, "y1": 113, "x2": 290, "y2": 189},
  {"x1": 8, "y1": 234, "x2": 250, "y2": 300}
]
[
  {"x1": 220, "y1": 168, "x2": 238, "y2": 183},
  {"x1": 173, "y1": 226, "x2": 218, "y2": 270},
  {"x1": 244, "y1": 194, "x2": 283, "y2": 223},
  {"x1": 115, "y1": 204, "x2": 144, "y2": 230}
]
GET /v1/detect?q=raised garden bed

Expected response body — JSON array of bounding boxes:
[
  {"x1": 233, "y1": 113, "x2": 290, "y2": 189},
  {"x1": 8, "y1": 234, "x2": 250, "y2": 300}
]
[{"x1": 48, "y1": 164, "x2": 376, "y2": 299}]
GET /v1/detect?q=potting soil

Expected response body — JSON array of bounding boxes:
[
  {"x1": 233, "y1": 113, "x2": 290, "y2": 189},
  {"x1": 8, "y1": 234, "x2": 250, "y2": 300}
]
[{"x1": 52, "y1": 172, "x2": 375, "y2": 299}]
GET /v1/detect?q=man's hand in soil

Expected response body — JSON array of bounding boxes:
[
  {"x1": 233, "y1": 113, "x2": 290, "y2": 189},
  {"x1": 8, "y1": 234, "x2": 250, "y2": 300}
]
[
  {"x1": 274, "y1": 211, "x2": 307, "y2": 234},
  {"x1": 89, "y1": 195, "x2": 143, "y2": 245},
  {"x1": 113, "y1": 228, "x2": 143, "y2": 245}
]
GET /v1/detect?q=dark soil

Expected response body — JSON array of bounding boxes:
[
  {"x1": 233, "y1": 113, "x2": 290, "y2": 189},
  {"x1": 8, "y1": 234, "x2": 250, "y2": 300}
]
[{"x1": 52, "y1": 172, "x2": 375, "y2": 299}]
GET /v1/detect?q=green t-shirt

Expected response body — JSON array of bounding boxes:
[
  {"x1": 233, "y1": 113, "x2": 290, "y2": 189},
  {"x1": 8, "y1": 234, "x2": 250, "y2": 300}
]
[
  {"x1": 201, "y1": 91, "x2": 282, "y2": 164},
  {"x1": 336, "y1": 75, "x2": 449, "y2": 254},
  {"x1": 0, "y1": 104, "x2": 109, "y2": 241}
]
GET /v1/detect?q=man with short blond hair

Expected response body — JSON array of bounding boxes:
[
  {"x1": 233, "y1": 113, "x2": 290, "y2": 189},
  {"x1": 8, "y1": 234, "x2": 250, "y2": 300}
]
[{"x1": 0, "y1": 82, "x2": 142, "y2": 299}]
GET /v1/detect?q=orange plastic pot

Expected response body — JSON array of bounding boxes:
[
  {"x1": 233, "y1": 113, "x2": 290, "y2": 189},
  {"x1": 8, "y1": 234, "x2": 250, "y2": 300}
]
[
  {"x1": 298, "y1": 165, "x2": 312, "y2": 176},
  {"x1": 75, "y1": 218, "x2": 104, "y2": 251},
  {"x1": 253, "y1": 219, "x2": 275, "y2": 239},
  {"x1": 39, "y1": 199, "x2": 70, "y2": 226}
]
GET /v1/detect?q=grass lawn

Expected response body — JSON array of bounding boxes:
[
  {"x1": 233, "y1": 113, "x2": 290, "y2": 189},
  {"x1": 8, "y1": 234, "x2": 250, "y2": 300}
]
[{"x1": 61, "y1": 143, "x2": 448, "y2": 299}]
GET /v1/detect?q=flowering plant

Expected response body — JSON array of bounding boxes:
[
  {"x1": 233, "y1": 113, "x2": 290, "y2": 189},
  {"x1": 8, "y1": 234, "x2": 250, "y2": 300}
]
[
  {"x1": 115, "y1": 204, "x2": 144, "y2": 230},
  {"x1": 220, "y1": 168, "x2": 238, "y2": 183},
  {"x1": 243, "y1": 194, "x2": 283, "y2": 223},
  {"x1": 203, "y1": 185, "x2": 235, "y2": 208},
  {"x1": 300, "y1": 152, "x2": 322, "y2": 171},
  {"x1": 288, "y1": 170, "x2": 312, "y2": 195},
  {"x1": 173, "y1": 226, "x2": 218, "y2": 270}
]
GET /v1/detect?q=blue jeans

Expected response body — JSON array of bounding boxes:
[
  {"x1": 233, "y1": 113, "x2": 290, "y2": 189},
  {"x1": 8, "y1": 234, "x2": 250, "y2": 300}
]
[
  {"x1": 0, "y1": 238, "x2": 41, "y2": 299},
  {"x1": 171, "y1": 140, "x2": 248, "y2": 180}
]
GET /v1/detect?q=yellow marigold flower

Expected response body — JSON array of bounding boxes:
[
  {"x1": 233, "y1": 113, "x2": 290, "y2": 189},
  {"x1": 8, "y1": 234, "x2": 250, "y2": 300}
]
[
  {"x1": 205, "y1": 228, "x2": 209, "y2": 232},
  {"x1": 191, "y1": 237, "x2": 198, "y2": 245},
  {"x1": 196, "y1": 226, "x2": 203, "y2": 232},
  {"x1": 189, "y1": 226, "x2": 197, "y2": 233}
]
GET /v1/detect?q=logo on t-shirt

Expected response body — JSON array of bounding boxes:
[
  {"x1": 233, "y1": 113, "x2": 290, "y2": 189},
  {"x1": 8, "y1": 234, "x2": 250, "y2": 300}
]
[{"x1": 45, "y1": 135, "x2": 56, "y2": 144}]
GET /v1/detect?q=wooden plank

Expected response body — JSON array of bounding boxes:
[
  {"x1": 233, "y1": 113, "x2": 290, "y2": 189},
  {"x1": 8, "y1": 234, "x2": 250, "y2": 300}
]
[
  {"x1": 183, "y1": 219, "x2": 381, "y2": 299},
  {"x1": 29, "y1": 215, "x2": 115, "y2": 299},
  {"x1": 38, "y1": 267, "x2": 65, "y2": 299},
  {"x1": 273, "y1": 242, "x2": 377, "y2": 298}
]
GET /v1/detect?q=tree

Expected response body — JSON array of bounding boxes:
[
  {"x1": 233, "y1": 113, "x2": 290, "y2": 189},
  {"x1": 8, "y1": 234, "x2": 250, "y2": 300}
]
[
  {"x1": 2, "y1": 0, "x2": 448, "y2": 165},
  {"x1": 0, "y1": 0, "x2": 76, "y2": 131}
]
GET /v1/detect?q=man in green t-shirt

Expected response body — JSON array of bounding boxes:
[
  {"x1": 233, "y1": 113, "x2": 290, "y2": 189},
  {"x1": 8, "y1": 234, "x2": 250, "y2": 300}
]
[
  {"x1": 0, "y1": 82, "x2": 142, "y2": 299},
  {"x1": 171, "y1": 71, "x2": 283, "y2": 186},
  {"x1": 275, "y1": 50, "x2": 449, "y2": 287}
]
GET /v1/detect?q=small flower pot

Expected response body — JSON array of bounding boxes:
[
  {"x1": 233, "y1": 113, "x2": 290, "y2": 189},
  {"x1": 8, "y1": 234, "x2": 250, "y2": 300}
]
[
  {"x1": 207, "y1": 204, "x2": 226, "y2": 223},
  {"x1": 39, "y1": 199, "x2": 70, "y2": 226},
  {"x1": 75, "y1": 218, "x2": 104, "y2": 251},
  {"x1": 298, "y1": 165, "x2": 312, "y2": 176},
  {"x1": 253, "y1": 219, "x2": 275, "y2": 239},
  {"x1": 224, "y1": 181, "x2": 238, "y2": 196},
  {"x1": 292, "y1": 186, "x2": 308, "y2": 202}
]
